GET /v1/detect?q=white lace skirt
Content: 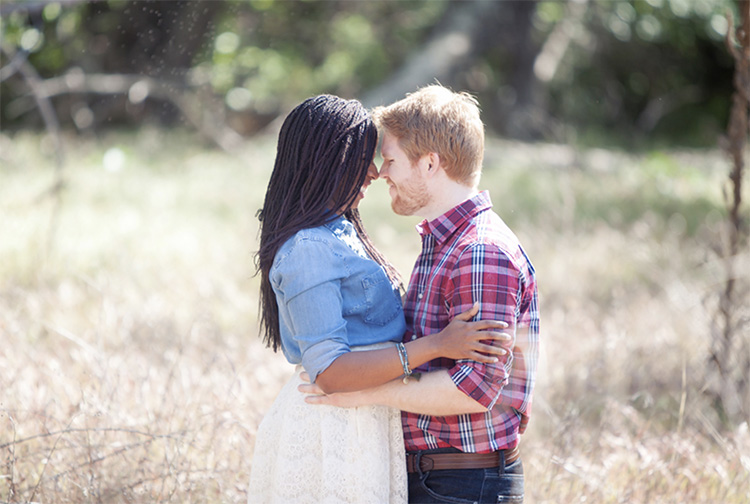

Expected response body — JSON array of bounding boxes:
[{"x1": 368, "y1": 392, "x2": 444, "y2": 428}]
[{"x1": 247, "y1": 344, "x2": 407, "y2": 504}]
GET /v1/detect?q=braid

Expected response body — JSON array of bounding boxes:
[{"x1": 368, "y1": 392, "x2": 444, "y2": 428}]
[
  {"x1": 345, "y1": 209, "x2": 403, "y2": 292},
  {"x1": 256, "y1": 95, "x2": 399, "y2": 352}
]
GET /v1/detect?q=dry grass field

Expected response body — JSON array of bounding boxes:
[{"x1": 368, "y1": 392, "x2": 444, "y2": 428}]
[{"x1": 1, "y1": 129, "x2": 749, "y2": 503}]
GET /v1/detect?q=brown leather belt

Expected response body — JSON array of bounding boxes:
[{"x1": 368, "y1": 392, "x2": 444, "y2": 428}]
[{"x1": 406, "y1": 445, "x2": 520, "y2": 473}]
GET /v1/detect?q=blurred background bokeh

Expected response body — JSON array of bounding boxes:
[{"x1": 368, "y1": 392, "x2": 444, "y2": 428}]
[
  {"x1": 1, "y1": 1, "x2": 749, "y2": 502},
  {"x1": 0, "y1": 0, "x2": 737, "y2": 145}
]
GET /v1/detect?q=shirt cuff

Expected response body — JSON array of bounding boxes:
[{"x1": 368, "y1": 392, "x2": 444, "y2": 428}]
[
  {"x1": 302, "y1": 338, "x2": 350, "y2": 383},
  {"x1": 448, "y1": 362, "x2": 505, "y2": 410}
]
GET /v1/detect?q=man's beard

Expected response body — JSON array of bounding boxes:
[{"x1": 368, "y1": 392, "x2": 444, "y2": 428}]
[{"x1": 390, "y1": 179, "x2": 431, "y2": 216}]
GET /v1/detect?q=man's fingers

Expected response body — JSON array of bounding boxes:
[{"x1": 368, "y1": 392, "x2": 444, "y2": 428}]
[
  {"x1": 298, "y1": 383, "x2": 324, "y2": 395},
  {"x1": 304, "y1": 395, "x2": 329, "y2": 405}
]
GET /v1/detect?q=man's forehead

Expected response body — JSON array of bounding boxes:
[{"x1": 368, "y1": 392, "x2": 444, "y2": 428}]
[{"x1": 380, "y1": 133, "x2": 399, "y2": 154}]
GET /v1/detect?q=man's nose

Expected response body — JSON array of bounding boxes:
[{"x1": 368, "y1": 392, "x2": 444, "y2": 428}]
[{"x1": 378, "y1": 162, "x2": 388, "y2": 178}]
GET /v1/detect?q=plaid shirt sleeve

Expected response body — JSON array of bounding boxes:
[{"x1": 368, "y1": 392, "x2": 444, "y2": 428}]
[{"x1": 446, "y1": 243, "x2": 519, "y2": 409}]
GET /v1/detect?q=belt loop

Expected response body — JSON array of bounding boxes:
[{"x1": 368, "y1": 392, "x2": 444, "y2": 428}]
[
  {"x1": 498, "y1": 449, "x2": 505, "y2": 475},
  {"x1": 414, "y1": 451, "x2": 423, "y2": 475}
]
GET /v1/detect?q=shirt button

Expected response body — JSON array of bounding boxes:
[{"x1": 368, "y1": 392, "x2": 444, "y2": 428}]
[
  {"x1": 417, "y1": 293, "x2": 423, "y2": 299},
  {"x1": 411, "y1": 335, "x2": 417, "y2": 341}
]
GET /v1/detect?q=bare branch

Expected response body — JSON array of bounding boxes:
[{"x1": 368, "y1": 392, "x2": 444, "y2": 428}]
[
  {"x1": 0, "y1": 0, "x2": 91, "y2": 17},
  {"x1": 10, "y1": 71, "x2": 244, "y2": 152},
  {"x1": 360, "y1": 0, "x2": 504, "y2": 107},
  {"x1": 0, "y1": 426, "x2": 185, "y2": 450}
]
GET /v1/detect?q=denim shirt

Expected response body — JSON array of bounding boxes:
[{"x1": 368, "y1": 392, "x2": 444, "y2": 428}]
[{"x1": 270, "y1": 215, "x2": 406, "y2": 382}]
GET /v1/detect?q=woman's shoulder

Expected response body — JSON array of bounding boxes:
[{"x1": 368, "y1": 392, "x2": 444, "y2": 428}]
[
  {"x1": 273, "y1": 220, "x2": 347, "y2": 270},
  {"x1": 289, "y1": 223, "x2": 336, "y2": 243},
  {"x1": 270, "y1": 222, "x2": 351, "y2": 291},
  {"x1": 284, "y1": 219, "x2": 344, "y2": 248}
]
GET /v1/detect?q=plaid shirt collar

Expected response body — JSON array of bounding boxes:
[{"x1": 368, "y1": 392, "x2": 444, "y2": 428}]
[{"x1": 417, "y1": 190, "x2": 493, "y2": 244}]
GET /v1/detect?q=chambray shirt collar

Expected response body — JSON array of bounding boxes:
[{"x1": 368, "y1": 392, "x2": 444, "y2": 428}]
[
  {"x1": 417, "y1": 190, "x2": 492, "y2": 244},
  {"x1": 323, "y1": 214, "x2": 370, "y2": 258},
  {"x1": 323, "y1": 214, "x2": 349, "y2": 234}
]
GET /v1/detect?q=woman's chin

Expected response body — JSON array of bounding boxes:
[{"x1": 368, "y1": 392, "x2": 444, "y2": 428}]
[{"x1": 350, "y1": 192, "x2": 365, "y2": 209}]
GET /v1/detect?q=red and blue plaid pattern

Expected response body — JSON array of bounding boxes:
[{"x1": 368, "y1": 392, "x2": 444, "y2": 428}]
[{"x1": 402, "y1": 191, "x2": 540, "y2": 453}]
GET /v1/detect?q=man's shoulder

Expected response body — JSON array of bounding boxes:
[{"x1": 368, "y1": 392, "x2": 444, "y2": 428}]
[
  {"x1": 454, "y1": 210, "x2": 519, "y2": 253},
  {"x1": 446, "y1": 210, "x2": 538, "y2": 281}
]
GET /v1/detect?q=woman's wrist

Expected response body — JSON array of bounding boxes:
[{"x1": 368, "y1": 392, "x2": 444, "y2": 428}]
[
  {"x1": 396, "y1": 342, "x2": 422, "y2": 383},
  {"x1": 403, "y1": 335, "x2": 440, "y2": 369}
]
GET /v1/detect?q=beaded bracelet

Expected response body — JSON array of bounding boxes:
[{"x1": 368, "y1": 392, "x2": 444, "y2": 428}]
[{"x1": 396, "y1": 342, "x2": 420, "y2": 383}]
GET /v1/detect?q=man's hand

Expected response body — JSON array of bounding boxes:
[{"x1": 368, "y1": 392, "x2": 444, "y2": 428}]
[{"x1": 298, "y1": 372, "x2": 372, "y2": 408}]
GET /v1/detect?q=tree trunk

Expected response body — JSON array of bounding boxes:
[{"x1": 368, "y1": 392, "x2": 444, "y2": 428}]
[
  {"x1": 708, "y1": 0, "x2": 750, "y2": 427},
  {"x1": 360, "y1": 0, "x2": 554, "y2": 140},
  {"x1": 84, "y1": 0, "x2": 223, "y2": 125},
  {"x1": 361, "y1": 0, "x2": 518, "y2": 108}
]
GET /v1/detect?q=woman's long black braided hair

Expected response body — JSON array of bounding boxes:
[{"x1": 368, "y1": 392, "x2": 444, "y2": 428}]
[{"x1": 256, "y1": 95, "x2": 402, "y2": 352}]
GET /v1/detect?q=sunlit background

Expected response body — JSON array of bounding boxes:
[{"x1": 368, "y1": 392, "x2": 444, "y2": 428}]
[{"x1": 1, "y1": 1, "x2": 749, "y2": 502}]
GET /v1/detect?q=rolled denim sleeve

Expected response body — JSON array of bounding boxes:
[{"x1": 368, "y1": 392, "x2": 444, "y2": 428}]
[{"x1": 271, "y1": 236, "x2": 351, "y2": 382}]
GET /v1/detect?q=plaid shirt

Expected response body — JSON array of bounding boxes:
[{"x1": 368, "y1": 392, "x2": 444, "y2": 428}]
[{"x1": 402, "y1": 191, "x2": 540, "y2": 453}]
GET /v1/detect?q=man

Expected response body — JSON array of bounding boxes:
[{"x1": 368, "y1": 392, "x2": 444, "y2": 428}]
[{"x1": 304, "y1": 85, "x2": 540, "y2": 503}]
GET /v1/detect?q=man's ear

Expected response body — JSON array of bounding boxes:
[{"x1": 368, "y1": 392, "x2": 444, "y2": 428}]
[{"x1": 423, "y1": 152, "x2": 441, "y2": 178}]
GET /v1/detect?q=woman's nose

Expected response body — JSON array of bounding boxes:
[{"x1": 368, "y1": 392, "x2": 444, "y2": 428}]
[{"x1": 368, "y1": 162, "x2": 379, "y2": 179}]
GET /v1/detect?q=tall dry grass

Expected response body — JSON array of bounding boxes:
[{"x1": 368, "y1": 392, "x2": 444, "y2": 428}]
[{"x1": 1, "y1": 129, "x2": 748, "y2": 503}]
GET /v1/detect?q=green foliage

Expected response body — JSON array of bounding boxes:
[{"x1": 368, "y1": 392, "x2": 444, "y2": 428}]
[
  {"x1": 1, "y1": 0, "x2": 448, "y2": 127},
  {"x1": 543, "y1": 0, "x2": 735, "y2": 147},
  {"x1": 0, "y1": 0, "x2": 738, "y2": 146},
  {"x1": 204, "y1": 0, "x2": 446, "y2": 109}
]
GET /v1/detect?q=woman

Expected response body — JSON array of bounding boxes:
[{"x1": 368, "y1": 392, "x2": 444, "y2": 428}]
[{"x1": 248, "y1": 95, "x2": 507, "y2": 503}]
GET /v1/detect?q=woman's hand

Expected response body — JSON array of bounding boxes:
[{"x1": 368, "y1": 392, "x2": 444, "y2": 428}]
[
  {"x1": 300, "y1": 303, "x2": 512, "y2": 395},
  {"x1": 428, "y1": 303, "x2": 512, "y2": 363}
]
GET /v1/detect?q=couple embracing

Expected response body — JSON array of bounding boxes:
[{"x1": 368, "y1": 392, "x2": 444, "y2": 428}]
[{"x1": 248, "y1": 85, "x2": 539, "y2": 504}]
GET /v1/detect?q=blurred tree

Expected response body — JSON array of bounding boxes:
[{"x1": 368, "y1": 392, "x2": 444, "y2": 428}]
[
  {"x1": 0, "y1": 0, "x2": 738, "y2": 147},
  {"x1": 540, "y1": 0, "x2": 736, "y2": 147},
  {"x1": 707, "y1": 0, "x2": 749, "y2": 427},
  {"x1": 359, "y1": 0, "x2": 543, "y2": 140},
  {"x1": 1, "y1": 0, "x2": 222, "y2": 128},
  {"x1": 360, "y1": 0, "x2": 533, "y2": 106}
]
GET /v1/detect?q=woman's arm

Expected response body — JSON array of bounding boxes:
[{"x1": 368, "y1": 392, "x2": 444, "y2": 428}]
[
  {"x1": 304, "y1": 369, "x2": 489, "y2": 415},
  {"x1": 314, "y1": 303, "x2": 510, "y2": 394}
]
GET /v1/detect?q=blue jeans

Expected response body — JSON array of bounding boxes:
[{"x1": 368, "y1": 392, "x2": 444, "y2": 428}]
[{"x1": 407, "y1": 448, "x2": 524, "y2": 503}]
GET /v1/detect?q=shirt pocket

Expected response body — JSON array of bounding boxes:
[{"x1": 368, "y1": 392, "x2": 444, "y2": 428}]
[{"x1": 361, "y1": 270, "x2": 402, "y2": 326}]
